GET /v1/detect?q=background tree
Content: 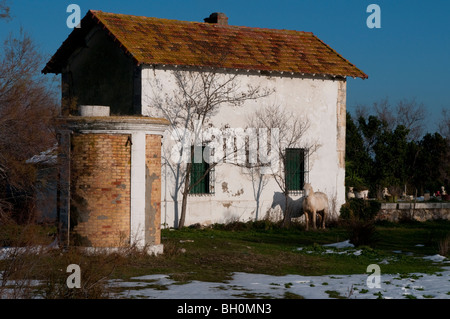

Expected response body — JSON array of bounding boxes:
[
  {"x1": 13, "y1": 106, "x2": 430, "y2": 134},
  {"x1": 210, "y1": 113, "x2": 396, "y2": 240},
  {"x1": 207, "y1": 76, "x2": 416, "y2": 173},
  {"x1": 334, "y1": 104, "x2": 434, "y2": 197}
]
[
  {"x1": 0, "y1": 0, "x2": 10, "y2": 20},
  {"x1": 345, "y1": 112, "x2": 372, "y2": 191},
  {"x1": 356, "y1": 97, "x2": 426, "y2": 141},
  {"x1": 439, "y1": 108, "x2": 450, "y2": 139},
  {"x1": 347, "y1": 99, "x2": 449, "y2": 198},
  {"x1": 0, "y1": 9, "x2": 58, "y2": 222},
  {"x1": 352, "y1": 113, "x2": 414, "y2": 196},
  {"x1": 413, "y1": 133, "x2": 449, "y2": 194}
]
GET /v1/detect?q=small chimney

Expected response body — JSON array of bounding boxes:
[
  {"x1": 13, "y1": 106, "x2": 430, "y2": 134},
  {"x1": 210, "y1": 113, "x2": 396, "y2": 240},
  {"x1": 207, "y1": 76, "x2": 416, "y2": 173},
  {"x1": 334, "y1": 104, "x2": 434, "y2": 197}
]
[{"x1": 204, "y1": 12, "x2": 228, "y2": 26}]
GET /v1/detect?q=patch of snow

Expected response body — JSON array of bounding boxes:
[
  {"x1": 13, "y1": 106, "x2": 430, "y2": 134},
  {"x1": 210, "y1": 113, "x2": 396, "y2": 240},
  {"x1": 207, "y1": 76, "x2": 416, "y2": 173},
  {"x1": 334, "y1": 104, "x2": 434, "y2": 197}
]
[
  {"x1": 26, "y1": 145, "x2": 58, "y2": 165},
  {"x1": 323, "y1": 240, "x2": 354, "y2": 248},
  {"x1": 0, "y1": 241, "x2": 59, "y2": 260},
  {"x1": 422, "y1": 254, "x2": 447, "y2": 262},
  {"x1": 353, "y1": 250, "x2": 362, "y2": 256}
]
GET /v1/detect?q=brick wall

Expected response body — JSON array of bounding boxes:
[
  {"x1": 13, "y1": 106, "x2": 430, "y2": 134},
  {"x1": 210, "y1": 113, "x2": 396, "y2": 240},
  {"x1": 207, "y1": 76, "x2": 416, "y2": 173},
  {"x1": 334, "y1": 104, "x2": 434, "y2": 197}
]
[{"x1": 70, "y1": 133, "x2": 131, "y2": 247}]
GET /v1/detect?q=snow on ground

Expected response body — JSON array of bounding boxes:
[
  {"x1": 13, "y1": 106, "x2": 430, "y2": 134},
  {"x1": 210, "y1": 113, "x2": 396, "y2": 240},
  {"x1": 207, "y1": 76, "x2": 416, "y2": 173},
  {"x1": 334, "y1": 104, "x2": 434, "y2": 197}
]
[
  {"x1": 110, "y1": 241, "x2": 450, "y2": 299},
  {"x1": 111, "y1": 266, "x2": 450, "y2": 299},
  {"x1": 1, "y1": 241, "x2": 449, "y2": 299}
]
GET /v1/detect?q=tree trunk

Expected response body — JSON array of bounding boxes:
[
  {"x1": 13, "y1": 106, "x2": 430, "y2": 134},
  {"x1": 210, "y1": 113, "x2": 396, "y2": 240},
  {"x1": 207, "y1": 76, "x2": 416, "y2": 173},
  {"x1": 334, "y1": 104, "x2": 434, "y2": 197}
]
[
  {"x1": 178, "y1": 163, "x2": 191, "y2": 228},
  {"x1": 282, "y1": 191, "x2": 291, "y2": 228}
]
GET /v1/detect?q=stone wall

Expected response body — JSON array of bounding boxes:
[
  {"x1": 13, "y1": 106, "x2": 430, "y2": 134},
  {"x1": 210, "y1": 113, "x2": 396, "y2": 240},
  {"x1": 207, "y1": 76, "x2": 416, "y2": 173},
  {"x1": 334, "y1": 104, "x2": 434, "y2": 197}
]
[{"x1": 377, "y1": 202, "x2": 450, "y2": 222}]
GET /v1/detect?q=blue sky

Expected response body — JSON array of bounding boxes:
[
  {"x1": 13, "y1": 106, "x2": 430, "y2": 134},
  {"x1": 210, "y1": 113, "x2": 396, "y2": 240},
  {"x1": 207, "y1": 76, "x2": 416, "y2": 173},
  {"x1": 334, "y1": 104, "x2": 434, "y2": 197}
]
[{"x1": 1, "y1": 0, "x2": 449, "y2": 134}]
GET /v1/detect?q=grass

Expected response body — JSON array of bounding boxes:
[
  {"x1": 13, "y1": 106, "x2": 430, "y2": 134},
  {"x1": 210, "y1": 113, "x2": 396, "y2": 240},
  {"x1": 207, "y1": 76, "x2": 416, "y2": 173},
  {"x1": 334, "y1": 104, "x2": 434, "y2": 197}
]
[
  {"x1": 325, "y1": 290, "x2": 346, "y2": 299},
  {"x1": 145, "y1": 220, "x2": 448, "y2": 281},
  {"x1": 0, "y1": 219, "x2": 449, "y2": 298},
  {"x1": 374, "y1": 219, "x2": 450, "y2": 255}
]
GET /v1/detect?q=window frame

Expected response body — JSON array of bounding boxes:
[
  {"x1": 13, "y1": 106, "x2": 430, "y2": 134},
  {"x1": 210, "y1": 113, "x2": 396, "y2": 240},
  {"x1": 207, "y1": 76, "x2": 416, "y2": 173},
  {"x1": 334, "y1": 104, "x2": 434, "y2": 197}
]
[
  {"x1": 189, "y1": 145, "x2": 215, "y2": 196},
  {"x1": 284, "y1": 148, "x2": 308, "y2": 195}
]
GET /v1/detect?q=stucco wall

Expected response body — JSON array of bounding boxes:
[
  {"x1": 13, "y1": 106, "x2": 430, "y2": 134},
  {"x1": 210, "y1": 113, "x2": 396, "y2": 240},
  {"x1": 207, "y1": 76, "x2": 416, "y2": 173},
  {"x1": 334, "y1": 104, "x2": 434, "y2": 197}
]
[{"x1": 141, "y1": 66, "x2": 346, "y2": 227}]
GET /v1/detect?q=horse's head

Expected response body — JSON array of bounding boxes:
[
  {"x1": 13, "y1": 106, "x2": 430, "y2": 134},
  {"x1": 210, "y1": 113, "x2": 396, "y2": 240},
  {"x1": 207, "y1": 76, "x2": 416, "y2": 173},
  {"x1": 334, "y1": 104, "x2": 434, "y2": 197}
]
[{"x1": 303, "y1": 183, "x2": 313, "y2": 196}]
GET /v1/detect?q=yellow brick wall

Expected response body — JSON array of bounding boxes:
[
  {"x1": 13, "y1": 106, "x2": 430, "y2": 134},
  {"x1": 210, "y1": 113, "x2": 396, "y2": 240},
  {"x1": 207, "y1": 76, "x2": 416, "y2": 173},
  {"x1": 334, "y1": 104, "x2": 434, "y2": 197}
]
[{"x1": 70, "y1": 133, "x2": 131, "y2": 247}]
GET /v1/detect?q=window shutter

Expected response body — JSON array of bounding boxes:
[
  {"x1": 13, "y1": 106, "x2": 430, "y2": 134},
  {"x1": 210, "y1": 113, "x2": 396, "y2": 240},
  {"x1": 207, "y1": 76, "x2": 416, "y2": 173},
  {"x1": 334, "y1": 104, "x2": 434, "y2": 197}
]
[
  {"x1": 285, "y1": 148, "x2": 305, "y2": 192},
  {"x1": 190, "y1": 146, "x2": 210, "y2": 194}
]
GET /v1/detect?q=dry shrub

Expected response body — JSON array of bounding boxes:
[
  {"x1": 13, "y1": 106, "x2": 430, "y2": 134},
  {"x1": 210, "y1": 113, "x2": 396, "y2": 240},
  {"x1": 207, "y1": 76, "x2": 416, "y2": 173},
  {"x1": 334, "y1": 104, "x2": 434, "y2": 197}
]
[
  {"x1": 0, "y1": 219, "x2": 56, "y2": 298},
  {"x1": 1, "y1": 244, "x2": 140, "y2": 299},
  {"x1": 37, "y1": 248, "x2": 120, "y2": 299},
  {"x1": 438, "y1": 234, "x2": 449, "y2": 257},
  {"x1": 342, "y1": 219, "x2": 379, "y2": 248},
  {"x1": 0, "y1": 220, "x2": 163, "y2": 299},
  {"x1": 339, "y1": 199, "x2": 381, "y2": 247}
]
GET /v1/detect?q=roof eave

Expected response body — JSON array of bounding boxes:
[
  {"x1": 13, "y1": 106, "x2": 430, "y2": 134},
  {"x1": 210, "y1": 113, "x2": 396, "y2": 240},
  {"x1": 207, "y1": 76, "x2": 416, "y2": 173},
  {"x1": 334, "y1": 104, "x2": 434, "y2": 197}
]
[{"x1": 143, "y1": 62, "x2": 367, "y2": 80}]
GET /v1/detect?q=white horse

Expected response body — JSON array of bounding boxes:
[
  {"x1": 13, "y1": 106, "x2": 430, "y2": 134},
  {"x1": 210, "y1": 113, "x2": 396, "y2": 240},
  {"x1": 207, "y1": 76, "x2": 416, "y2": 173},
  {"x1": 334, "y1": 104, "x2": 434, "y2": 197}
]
[{"x1": 302, "y1": 183, "x2": 329, "y2": 230}]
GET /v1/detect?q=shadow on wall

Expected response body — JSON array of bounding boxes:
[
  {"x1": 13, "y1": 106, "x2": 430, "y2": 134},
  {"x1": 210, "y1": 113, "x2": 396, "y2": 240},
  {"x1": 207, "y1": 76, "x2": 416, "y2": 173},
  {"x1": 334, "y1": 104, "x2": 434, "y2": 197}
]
[{"x1": 269, "y1": 192, "x2": 304, "y2": 221}]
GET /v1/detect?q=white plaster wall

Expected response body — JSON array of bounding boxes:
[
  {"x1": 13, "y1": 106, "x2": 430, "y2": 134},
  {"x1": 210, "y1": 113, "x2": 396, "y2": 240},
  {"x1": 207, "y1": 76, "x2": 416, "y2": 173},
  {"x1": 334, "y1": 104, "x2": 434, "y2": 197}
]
[{"x1": 141, "y1": 67, "x2": 345, "y2": 227}]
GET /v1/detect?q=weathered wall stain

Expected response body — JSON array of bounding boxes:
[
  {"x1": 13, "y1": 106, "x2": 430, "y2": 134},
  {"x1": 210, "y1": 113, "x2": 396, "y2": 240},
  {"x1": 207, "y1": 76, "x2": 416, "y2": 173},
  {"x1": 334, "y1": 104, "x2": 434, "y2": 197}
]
[{"x1": 145, "y1": 166, "x2": 159, "y2": 245}]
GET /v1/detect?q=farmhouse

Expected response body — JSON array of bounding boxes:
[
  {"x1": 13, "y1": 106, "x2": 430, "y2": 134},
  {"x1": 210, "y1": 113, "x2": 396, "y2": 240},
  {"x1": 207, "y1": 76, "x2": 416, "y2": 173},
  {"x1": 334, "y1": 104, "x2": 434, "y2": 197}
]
[{"x1": 43, "y1": 10, "x2": 367, "y2": 234}]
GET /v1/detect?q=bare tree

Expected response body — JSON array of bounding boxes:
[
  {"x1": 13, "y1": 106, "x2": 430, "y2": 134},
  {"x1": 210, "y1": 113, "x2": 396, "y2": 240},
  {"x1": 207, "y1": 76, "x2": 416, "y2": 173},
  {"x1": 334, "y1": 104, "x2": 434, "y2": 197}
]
[
  {"x1": 0, "y1": 29, "x2": 58, "y2": 221},
  {"x1": 146, "y1": 68, "x2": 272, "y2": 228},
  {"x1": 0, "y1": 0, "x2": 10, "y2": 20},
  {"x1": 246, "y1": 104, "x2": 320, "y2": 227},
  {"x1": 356, "y1": 97, "x2": 426, "y2": 141},
  {"x1": 439, "y1": 108, "x2": 450, "y2": 139}
]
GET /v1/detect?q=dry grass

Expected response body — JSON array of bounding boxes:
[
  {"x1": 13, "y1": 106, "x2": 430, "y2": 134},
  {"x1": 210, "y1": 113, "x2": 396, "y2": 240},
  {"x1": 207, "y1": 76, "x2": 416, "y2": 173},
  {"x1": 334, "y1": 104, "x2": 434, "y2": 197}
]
[
  {"x1": 1, "y1": 219, "x2": 449, "y2": 298},
  {"x1": 0, "y1": 219, "x2": 158, "y2": 299}
]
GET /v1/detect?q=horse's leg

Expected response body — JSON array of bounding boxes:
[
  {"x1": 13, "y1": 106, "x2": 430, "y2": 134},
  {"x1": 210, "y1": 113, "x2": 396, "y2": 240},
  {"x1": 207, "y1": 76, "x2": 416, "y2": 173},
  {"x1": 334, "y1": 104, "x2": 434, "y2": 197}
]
[
  {"x1": 321, "y1": 211, "x2": 326, "y2": 229},
  {"x1": 304, "y1": 212, "x2": 309, "y2": 231},
  {"x1": 322, "y1": 209, "x2": 328, "y2": 229},
  {"x1": 312, "y1": 210, "x2": 317, "y2": 230}
]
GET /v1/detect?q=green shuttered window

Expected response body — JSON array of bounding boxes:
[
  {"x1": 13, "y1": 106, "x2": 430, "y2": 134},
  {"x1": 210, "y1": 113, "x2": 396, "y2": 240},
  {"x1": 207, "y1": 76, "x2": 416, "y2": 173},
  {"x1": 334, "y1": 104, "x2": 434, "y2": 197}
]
[
  {"x1": 285, "y1": 148, "x2": 306, "y2": 192},
  {"x1": 189, "y1": 146, "x2": 214, "y2": 195}
]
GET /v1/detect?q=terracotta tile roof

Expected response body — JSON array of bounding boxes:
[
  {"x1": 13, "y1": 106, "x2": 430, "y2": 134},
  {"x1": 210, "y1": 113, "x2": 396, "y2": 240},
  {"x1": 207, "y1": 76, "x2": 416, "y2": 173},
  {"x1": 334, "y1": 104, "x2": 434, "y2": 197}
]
[{"x1": 43, "y1": 10, "x2": 367, "y2": 79}]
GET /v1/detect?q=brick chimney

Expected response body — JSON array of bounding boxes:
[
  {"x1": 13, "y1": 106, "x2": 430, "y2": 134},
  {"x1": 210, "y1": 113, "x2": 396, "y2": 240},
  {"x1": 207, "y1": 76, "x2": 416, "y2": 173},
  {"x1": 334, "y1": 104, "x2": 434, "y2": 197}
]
[{"x1": 204, "y1": 12, "x2": 228, "y2": 26}]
